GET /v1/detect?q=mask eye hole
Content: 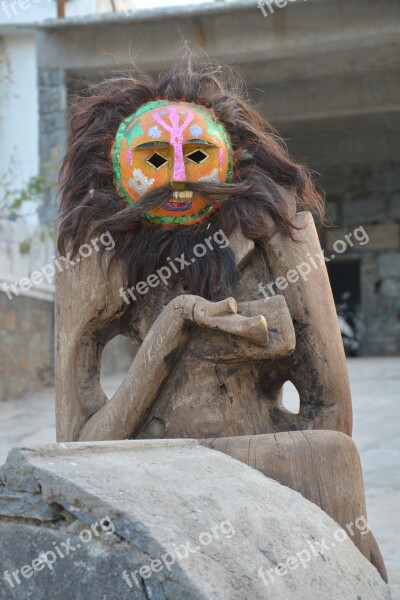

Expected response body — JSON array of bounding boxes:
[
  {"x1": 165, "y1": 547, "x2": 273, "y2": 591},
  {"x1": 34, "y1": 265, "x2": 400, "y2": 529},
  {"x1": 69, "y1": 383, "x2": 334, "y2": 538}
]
[
  {"x1": 186, "y1": 149, "x2": 209, "y2": 164},
  {"x1": 146, "y1": 152, "x2": 168, "y2": 169}
]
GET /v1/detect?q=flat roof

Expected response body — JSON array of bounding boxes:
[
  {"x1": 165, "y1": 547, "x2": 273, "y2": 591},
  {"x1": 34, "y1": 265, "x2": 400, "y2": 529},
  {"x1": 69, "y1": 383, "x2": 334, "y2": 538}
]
[{"x1": 0, "y1": 0, "x2": 256, "y2": 34}]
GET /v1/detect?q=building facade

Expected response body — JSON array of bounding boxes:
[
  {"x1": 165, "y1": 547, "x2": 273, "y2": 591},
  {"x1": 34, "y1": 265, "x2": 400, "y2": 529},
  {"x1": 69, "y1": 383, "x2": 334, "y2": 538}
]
[{"x1": 0, "y1": 0, "x2": 399, "y2": 399}]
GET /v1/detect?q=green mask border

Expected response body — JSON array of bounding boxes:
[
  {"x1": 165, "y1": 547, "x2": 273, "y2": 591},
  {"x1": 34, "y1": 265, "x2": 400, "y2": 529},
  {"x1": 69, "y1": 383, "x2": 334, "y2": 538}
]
[{"x1": 112, "y1": 100, "x2": 233, "y2": 225}]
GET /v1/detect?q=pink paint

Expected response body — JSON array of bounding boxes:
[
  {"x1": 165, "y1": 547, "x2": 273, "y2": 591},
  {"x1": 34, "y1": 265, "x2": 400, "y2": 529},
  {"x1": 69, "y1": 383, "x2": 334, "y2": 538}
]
[
  {"x1": 126, "y1": 148, "x2": 133, "y2": 166},
  {"x1": 153, "y1": 106, "x2": 194, "y2": 181},
  {"x1": 219, "y1": 147, "x2": 225, "y2": 167}
]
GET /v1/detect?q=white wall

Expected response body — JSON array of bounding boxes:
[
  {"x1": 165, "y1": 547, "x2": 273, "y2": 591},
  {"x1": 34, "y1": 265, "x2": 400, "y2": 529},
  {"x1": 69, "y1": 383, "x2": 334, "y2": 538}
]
[
  {"x1": 0, "y1": 7, "x2": 98, "y2": 296},
  {"x1": 0, "y1": 34, "x2": 54, "y2": 297},
  {"x1": 0, "y1": 35, "x2": 38, "y2": 197},
  {"x1": 0, "y1": 218, "x2": 55, "y2": 301}
]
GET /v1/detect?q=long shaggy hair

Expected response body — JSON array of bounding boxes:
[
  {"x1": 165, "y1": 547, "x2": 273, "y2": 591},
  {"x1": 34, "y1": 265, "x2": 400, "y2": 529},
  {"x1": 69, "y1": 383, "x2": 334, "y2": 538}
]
[{"x1": 58, "y1": 48, "x2": 324, "y2": 301}]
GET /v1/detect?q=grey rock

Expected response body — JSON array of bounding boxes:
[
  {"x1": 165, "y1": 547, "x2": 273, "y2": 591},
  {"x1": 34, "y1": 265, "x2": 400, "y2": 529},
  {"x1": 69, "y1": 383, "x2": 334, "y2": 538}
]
[
  {"x1": 0, "y1": 488, "x2": 61, "y2": 522},
  {"x1": 0, "y1": 521, "x2": 157, "y2": 600},
  {"x1": 0, "y1": 440, "x2": 391, "y2": 600}
]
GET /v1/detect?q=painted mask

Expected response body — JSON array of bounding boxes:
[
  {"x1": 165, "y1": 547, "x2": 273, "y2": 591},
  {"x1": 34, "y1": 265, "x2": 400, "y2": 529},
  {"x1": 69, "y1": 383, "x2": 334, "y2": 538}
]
[{"x1": 112, "y1": 101, "x2": 233, "y2": 225}]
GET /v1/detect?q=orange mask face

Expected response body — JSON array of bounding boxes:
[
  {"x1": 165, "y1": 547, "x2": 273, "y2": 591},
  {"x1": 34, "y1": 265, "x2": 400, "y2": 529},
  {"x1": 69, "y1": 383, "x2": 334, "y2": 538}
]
[{"x1": 112, "y1": 101, "x2": 233, "y2": 225}]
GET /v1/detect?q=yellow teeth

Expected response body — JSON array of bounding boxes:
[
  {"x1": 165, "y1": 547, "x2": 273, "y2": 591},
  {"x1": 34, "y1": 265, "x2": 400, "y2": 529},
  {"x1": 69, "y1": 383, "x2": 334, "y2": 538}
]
[{"x1": 172, "y1": 191, "x2": 194, "y2": 200}]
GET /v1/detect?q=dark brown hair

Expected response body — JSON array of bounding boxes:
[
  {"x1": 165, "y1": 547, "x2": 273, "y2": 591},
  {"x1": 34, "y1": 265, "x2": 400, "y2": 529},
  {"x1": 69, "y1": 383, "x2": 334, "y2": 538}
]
[{"x1": 58, "y1": 47, "x2": 324, "y2": 300}]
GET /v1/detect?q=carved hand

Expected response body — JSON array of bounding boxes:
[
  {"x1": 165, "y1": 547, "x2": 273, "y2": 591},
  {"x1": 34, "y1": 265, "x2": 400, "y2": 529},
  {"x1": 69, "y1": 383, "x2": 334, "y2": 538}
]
[{"x1": 191, "y1": 297, "x2": 269, "y2": 346}]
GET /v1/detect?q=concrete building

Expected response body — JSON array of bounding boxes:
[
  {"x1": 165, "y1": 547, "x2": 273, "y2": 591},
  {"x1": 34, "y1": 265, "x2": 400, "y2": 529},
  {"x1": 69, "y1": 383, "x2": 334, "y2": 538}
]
[
  {"x1": 0, "y1": 0, "x2": 399, "y2": 399},
  {"x1": 0, "y1": 0, "x2": 128, "y2": 400}
]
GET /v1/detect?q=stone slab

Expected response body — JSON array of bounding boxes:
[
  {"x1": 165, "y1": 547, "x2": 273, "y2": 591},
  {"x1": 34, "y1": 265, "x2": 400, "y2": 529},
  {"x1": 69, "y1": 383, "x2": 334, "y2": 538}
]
[{"x1": 0, "y1": 440, "x2": 391, "y2": 600}]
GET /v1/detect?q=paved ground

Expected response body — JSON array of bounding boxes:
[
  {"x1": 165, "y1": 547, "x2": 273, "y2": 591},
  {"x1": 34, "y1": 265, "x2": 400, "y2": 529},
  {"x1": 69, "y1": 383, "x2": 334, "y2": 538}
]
[{"x1": 0, "y1": 357, "x2": 399, "y2": 597}]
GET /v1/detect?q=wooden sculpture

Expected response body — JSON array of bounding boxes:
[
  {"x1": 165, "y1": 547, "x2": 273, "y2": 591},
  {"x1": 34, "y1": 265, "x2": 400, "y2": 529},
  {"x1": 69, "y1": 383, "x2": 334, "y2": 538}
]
[{"x1": 56, "y1": 52, "x2": 386, "y2": 580}]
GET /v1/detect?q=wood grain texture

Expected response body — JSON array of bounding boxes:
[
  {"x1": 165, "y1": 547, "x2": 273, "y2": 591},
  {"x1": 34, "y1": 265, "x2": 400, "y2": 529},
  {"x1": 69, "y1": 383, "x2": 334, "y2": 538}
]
[
  {"x1": 259, "y1": 211, "x2": 353, "y2": 435},
  {"x1": 55, "y1": 252, "x2": 126, "y2": 442},
  {"x1": 56, "y1": 188, "x2": 351, "y2": 440}
]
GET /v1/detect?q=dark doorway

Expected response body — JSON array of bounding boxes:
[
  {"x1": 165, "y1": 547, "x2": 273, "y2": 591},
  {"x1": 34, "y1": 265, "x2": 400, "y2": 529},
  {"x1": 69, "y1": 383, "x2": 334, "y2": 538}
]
[{"x1": 327, "y1": 259, "x2": 361, "y2": 313}]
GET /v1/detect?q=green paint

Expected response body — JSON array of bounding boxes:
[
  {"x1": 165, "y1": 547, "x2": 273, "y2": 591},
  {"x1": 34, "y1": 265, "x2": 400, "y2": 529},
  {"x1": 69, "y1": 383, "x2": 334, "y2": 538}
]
[{"x1": 125, "y1": 120, "x2": 144, "y2": 146}]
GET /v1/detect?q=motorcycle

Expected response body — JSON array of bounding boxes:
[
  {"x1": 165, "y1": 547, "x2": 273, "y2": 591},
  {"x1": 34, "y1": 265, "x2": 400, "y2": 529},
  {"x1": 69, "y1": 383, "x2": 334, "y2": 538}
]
[{"x1": 336, "y1": 292, "x2": 361, "y2": 357}]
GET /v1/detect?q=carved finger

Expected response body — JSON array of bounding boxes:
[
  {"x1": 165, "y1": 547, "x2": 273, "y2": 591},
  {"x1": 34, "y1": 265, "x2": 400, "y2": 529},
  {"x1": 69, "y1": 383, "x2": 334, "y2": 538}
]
[
  {"x1": 193, "y1": 297, "x2": 237, "y2": 323},
  {"x1": 194, "y1": 312, "x2": 268, "y2": 346}
]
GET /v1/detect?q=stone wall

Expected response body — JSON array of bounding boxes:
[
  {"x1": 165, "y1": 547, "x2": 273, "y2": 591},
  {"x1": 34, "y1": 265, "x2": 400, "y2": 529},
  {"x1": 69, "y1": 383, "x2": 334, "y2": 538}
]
[
  {"x1": 0, "y1": 291, "x2": 134, "y2": 401},
  {"x1": 321, "y1": 161, "x2": 400, "y2": 355},
  {"x1": 0, "y1": 293, "x2": 54, "y2": 402}
]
